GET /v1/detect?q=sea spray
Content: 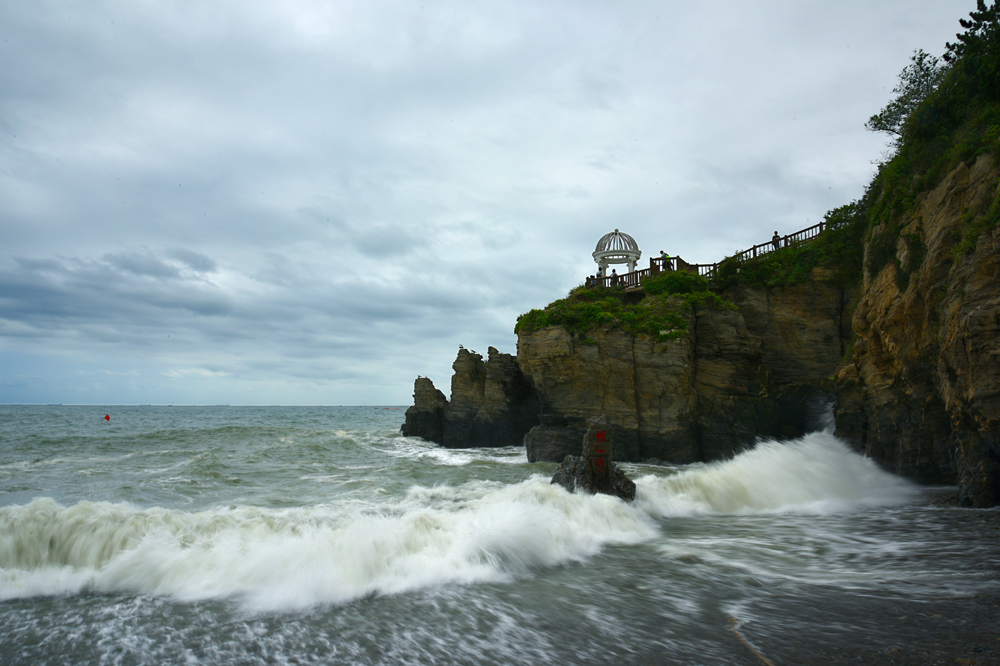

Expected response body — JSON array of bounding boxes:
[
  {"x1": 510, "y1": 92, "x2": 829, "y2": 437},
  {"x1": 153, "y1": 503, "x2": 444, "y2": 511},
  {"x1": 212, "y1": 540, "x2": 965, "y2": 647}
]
[
  {"x1": 0, "y1": 478, "x2": 655, "y2": 609},
  {"x1": 634, "y1": 431, "x2": 918, "y2": 518},
  {"x1": 0, "y1": 431, "x2": 919, "y2": 610},
  {"x1": 2, "y1": 406, "x2": 996, "y2": 666}
]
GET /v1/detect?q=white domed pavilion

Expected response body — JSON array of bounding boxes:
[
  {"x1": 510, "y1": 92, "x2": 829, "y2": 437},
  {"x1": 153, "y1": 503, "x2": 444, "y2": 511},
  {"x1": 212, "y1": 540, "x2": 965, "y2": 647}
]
[{"x1": 593, "y1": 229, "x2": 641, "y2": 275}]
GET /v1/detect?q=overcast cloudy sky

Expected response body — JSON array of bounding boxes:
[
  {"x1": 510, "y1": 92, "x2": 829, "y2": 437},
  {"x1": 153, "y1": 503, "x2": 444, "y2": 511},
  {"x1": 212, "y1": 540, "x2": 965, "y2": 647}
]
[{"x1": 0, "y1": 0, "x2": 974, "y2": 405}]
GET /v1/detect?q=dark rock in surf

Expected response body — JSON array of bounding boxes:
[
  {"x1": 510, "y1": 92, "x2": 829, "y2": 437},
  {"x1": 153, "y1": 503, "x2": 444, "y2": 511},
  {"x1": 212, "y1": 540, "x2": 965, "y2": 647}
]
[
  {"x1": 401, "y1": 347, "x2": 540, "y2": 448},
  {"x1": 550, "y1": 455, "x2": 636, "y2": 502},
  {"x1": 550, "y1": 416, "x2": 636, "y2": 502},
  {"x1": 401, "y1": 377, "x2": 448, "y2": 443}
]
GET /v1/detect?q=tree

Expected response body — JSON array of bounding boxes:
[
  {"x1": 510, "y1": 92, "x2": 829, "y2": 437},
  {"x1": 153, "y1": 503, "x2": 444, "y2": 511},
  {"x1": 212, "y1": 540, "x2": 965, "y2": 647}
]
[
  {"x1": 866, "y1": 49, "x2": 947, "y2": 138},
  {"x1": 945, "y1": 0, "x2": 1000, "y2": 62},
  {"x1": 944, "y1": 0, "x2": 1000, "y2": 100}
]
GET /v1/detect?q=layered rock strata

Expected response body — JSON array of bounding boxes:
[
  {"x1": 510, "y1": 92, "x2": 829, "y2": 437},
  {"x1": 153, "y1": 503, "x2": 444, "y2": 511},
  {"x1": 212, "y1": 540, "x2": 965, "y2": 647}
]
[
  {"x1": 402, "y1": 346, "x2": 540, "y2": 448},
  {"x1": 835, "y1": 155, "x2": 1000, "y2": 506},
  {"x1": 519, "y1": 281, "x2": 850, "y2": 464},
  {"x1": 400, "y1": 377, "x2": 448, "y2": 443},
  {"x1": 401, "y1": 160, "x2": 999, "y2": 506},
  {"x1": 405, "y1": 281, "x2": 850, "y2": 465}
]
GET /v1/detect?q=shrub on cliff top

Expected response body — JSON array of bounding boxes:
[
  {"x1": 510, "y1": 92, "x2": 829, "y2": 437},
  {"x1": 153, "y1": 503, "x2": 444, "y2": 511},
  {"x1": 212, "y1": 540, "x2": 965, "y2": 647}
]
[
  {"x1": 644, "y1": 271, "x2": 734, "y2": 310},
  {"x1": 515, "y1": 286, "x2": 684, "y2": 342},
  {"x1": 714, "y1": 202, "x2": 867, "y2": 290},
  {"x1": 866, "y1": 0, "x2": 1000, "y2": 254},
  {"x1": 642, "y1": 271, "x2": 706, "y2": 296},
  {"x1": 515, "y1": 277, "x2": 731, "y2": 342}
]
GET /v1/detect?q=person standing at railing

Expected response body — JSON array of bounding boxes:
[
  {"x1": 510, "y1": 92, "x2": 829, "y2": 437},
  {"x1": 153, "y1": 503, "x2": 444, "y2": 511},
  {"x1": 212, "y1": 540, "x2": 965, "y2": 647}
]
[
  {"x1": 610, "y1": 269, "x2": 618, "y2": 287},
  {"x1": 771, "y1": 231, "x2": 780, "y2": 251},
  {"x1": 660, "y1": 250, "x2": 671, "y2": 270}
]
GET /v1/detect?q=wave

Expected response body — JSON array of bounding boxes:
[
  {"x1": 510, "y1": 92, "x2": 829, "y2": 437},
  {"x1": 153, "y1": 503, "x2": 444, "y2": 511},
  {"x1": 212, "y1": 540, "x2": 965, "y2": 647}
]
[
  {"x1": 0, "y1": 481, "x2": 653, "y2": 609},
  {"x1": 634, "y1": 431, "x2": 918, "y2": 517},
  {"x1": 0, "y1": 432, "x2": 916, "y2": 609}
]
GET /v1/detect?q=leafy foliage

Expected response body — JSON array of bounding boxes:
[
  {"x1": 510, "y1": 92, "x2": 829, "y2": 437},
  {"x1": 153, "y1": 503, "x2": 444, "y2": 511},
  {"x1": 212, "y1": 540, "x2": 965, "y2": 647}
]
[
  {"x1": 863, "y1": 0, "x2": 1000, "y2": 268},
  {"x1": 515, "y1": 275, "x2": 731, "y2": 342},
  {"x1": 956, "y1": 186, "x2": 1000, "y2": 254},
  {"x1": 714, "y1": 203, "x2": 867, "y2": 289},
  {"x1": 866, "y1": 50, "x2": 948, "y2": 143},
  {"x1": 520, "y1": 3, "x2": 1000, "y2": 331},
  {"x1": 945, "y1": 0, "x2": 1000, "y2": 101},
  {"x1": 643, "y1": 271, "x2": 707, "y2": 296}
]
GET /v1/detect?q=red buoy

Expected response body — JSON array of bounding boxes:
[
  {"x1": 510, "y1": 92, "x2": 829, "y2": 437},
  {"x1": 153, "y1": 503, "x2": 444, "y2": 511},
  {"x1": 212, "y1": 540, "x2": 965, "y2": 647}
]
[{"x1": 104, "y1": 414, "x2": 110, "y2": 421}]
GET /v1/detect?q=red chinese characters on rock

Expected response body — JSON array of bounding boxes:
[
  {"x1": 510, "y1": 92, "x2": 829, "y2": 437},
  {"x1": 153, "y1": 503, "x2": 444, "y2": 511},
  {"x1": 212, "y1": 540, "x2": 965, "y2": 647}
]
[{"x1": 589, "y1": 430, "x2": 609, "y2": 478}]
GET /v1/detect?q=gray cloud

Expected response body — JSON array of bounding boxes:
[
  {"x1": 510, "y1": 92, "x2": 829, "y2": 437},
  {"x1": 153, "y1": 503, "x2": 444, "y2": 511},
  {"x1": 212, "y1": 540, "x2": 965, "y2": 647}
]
[{"x1": 0, "y1": 0, "x2": 975, "y2": 404}]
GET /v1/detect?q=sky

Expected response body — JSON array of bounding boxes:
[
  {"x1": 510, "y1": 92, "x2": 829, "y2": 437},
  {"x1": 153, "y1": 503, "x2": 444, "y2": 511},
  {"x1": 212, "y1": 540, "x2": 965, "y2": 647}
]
[{"x1": 0, "y1": 0, "x2": 976, "y2": 406}]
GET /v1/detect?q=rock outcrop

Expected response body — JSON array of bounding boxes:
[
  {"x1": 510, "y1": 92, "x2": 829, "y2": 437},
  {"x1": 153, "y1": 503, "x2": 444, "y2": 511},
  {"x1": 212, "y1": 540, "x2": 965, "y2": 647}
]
[
  {"x1": 401, "y1": 346, "x2": 540, "y2": 448},
  {"x1": 550, "y1": 415, "x2": 636, "y2": 502},
  {"x1": 835, "y1": 155, "x2": 1000, "y2": 506},
  {"x1": 400, "y1": 377, "x2": 448, "y2": 443},
  {"x1": 518, "y1": 281, "x2": 850, "y2": 463},
  {"x1": 401, "y1": 161, "x2": 999, "y2": 507}
]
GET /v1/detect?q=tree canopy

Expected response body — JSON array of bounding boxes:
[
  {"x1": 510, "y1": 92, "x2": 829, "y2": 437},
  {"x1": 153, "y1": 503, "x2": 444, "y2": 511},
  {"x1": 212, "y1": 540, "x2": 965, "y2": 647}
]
[{"x1": 866, "y1": 50, "x2": 947, "y2": 140}]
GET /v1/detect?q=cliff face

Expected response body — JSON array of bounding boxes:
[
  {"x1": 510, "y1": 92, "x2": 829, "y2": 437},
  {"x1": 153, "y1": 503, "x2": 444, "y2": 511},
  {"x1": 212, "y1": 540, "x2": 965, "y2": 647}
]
[
  {"x1": 400, "y1": 377, "x2": 448, "y2": 443},
  {"x1": 401, "y1": 162, "x2": 998, "y2": 506},
  {"x1": 401, "y1": 346, "x2": 539, "y2": 448},
  {"x1": 517, "y1": 323, "x2": 697, "y2": 463},
  {"x1": 517, "y1": 281, "x2": 851, "y2": 463},
  {"x1": 835, "y1": 155, "x2": 1000, "y2": 506}
]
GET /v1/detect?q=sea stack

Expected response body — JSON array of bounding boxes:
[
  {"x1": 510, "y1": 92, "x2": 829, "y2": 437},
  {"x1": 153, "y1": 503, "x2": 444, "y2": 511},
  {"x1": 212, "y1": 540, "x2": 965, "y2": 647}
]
[{"x1": 550, "y1": 415, "x2": 636, "y2": 502}]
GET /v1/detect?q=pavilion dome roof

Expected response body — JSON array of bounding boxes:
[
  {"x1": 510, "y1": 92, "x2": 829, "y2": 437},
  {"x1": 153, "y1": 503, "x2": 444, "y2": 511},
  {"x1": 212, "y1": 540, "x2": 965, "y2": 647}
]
[{"x1": 594, "y1": 229, "x2": 639, "y2": 254}]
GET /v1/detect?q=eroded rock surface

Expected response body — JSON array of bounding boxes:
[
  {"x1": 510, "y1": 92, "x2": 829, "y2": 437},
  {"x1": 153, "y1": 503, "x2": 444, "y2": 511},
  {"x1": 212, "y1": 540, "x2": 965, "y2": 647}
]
[
  {"x1": 400, "y1": 377, "x2": 448, "y2": 443},
  {"x1": 550, "y1": 416, "x2": 636, "y2": 502},
  {"x1": 401, "y1": 160, "x2": 999, "y2": 506},
  {"x1": 836, "y1": 155, "x2": 1000, "y2": 506},
  {"x1": 518, "y1": 282, "x2": 850, "y2": 464},
  {"x1": 401, "y1": 347, "x2": 540, "y2": 448}
]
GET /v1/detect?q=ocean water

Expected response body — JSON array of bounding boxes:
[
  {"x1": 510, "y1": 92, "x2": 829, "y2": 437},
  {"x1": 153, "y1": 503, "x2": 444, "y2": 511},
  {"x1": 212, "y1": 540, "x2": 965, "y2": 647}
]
[{"x1": 0, "y1": 405, "x2": 998, "y2": 665}]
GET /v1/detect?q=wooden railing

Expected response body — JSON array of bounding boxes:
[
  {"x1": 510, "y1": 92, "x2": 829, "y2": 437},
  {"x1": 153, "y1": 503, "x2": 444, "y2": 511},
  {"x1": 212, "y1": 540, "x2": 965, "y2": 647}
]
[
  {"x1": 729, "y1": 221, "x2": 825, "y2": 264},
  {"x1": 586, "y1": 221, "x2": 826, "y2": 290}
]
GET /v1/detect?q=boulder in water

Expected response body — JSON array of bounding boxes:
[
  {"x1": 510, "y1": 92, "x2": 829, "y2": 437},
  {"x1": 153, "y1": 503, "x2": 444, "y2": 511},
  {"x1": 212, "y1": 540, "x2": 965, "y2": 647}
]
[{"x1": 550, "y1": 415, "x2": 636, "y2": 502}]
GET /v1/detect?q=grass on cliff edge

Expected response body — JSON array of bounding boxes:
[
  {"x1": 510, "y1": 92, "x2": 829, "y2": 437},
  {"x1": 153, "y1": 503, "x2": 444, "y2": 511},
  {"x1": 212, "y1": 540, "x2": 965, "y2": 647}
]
[
  {"x1": 713, "y1": 202, "x2": 867, "y2": 290},
  {"x1": 514, "y1": 272, "x2": 733, "y2": 343}
]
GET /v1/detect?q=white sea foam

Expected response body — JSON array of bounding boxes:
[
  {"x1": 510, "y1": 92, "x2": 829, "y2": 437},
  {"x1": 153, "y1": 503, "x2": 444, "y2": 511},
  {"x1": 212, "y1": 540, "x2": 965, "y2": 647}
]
[
  {"x1": 635, "y1": 431, "x2": 918, "y2": 517},
  {"x1": 0, "y1": 477, "x2": 654, "y2": 610},
  {"x1": 0, "y1": 432, "x2": 917, "y2": 609}
]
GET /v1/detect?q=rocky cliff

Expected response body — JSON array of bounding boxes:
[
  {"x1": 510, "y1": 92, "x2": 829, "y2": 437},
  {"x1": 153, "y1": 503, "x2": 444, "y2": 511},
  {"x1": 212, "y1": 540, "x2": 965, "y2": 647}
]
[
  {"x1": 401, "y1": 158, "x2": 998, "y2": 507},
  {"x1": 401, "y1": 346, "x2": 539, "y2": 448},
  {"x1": 404, "y1": 279, "x2": 851, "y2": 464},
  {"x1": 517, "y1": 280, "x2": 851, "y2": 463},
  {"x1": 835, "y1": 155, "x2": 1000, "y2": 506}
]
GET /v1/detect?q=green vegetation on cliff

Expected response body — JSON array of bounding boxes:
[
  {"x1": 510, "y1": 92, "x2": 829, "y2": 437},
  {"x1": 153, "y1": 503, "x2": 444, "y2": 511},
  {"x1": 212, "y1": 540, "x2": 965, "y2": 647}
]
[
  {"x1": 717, "y1": 1, "x2": 1000, "y2": 291},
  {"x1": 515, "y1": 272, "x2": 731, "y2": 342},
  {"x1": 714, "y1": 202, "x2": 868, "y2": 290},
  {"x1": 866, "y1": 0, "x2": 1000, "y2": 267},
  {"x1": 520, "y1": 3, "x2": 1000, "y2": 343}
]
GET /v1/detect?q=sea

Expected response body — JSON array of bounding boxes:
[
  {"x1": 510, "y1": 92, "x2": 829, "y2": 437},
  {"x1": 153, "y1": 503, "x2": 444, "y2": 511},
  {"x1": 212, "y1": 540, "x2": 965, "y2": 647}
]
[{"x1": 1, "y1": 405, "x2": 998, "y2": 665}]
